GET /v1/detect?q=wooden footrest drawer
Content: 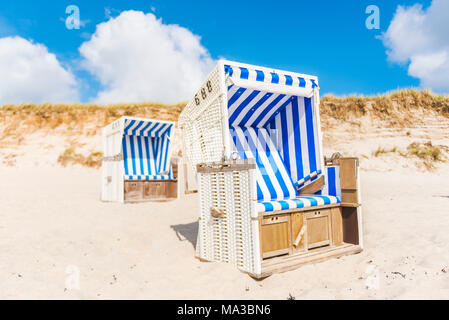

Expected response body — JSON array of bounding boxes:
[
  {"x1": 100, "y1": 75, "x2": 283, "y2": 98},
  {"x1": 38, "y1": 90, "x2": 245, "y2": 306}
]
[
  {"x1": 124, "y1": 180, "x2": 177, "y2": 202},
  {"x1": 260, "y1": 206, "x2": 344, "y2": 260}
]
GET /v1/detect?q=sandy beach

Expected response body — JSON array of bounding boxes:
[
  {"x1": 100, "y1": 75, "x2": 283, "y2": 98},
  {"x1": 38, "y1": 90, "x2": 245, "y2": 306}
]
[{"x1": 1, "y1": 164, "x2": 449, "y2": 299}]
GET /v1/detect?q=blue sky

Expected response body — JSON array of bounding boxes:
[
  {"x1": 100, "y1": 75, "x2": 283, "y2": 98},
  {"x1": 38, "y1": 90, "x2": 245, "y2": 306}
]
[{"x1": 1, "y1": 0, "x2": 444, "y2": 104}]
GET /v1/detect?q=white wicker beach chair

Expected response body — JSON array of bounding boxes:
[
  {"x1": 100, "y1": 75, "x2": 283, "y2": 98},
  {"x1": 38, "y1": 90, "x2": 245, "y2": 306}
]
[
  {"x1": 179, "y1": 60, "x2": 363, "y2": 278},
  {"x1": 101, "y1": 116, "x2": 178, "y2": 202}
]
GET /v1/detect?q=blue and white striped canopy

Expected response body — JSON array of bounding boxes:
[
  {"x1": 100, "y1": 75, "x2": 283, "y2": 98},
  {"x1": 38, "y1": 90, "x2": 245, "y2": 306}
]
[
  {"x1": 124, "y1": 118, "x2": 173, "y2": 138},
  {"x1": 224, "y1": 64, "x2": 318, "y2": 93},
  {"x1": 121, "y1": 118, "x2": 174, "y2": 180}
]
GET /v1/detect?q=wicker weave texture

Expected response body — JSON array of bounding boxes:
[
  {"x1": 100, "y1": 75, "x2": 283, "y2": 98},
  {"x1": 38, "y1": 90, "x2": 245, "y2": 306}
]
[
  {"x1": 179, "y1": 65, "x2": 227, "y2": 171},
  {"x1": 196, "y1": 168, "x2": 261, "y2": 275}
]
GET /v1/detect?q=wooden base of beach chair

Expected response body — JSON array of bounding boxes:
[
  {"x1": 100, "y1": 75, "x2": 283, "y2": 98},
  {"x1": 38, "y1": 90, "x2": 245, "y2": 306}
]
[
  {"x1": 248, "y1": 243, "x2": 362, "y2": 279},
  {"x1": 123, "y1": 158, "x2": 179, "y2": 202},
  {"x1": 254, "y1": 203, "x2": 361, "y2": 279},
  {"x1": 192, "y1": 157, "x2": 363, "y2": 278}
]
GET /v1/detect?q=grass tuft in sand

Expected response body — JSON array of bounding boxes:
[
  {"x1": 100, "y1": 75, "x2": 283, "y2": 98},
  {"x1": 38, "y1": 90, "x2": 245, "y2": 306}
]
[
  {"x1": 372, "y1": 141, "x2": 447, "y2": 170},
  {"x1": 372, "y1": 146, "x2": 399, "y2": 157},
  {"x1": 57, "y1": 148, "x2": 103, "y2": 168},
  {"x1": 406, "y1": 141, "x2": 446, "y2": 162}
]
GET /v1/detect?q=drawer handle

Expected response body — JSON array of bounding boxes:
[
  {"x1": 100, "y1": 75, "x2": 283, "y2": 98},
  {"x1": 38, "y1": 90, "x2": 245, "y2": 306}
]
[
  {"x1": 210, "y1": 207, "x2": 225, "y2": 219},
  {"x1": 264, "y1": 216, "x2": 287, "y2": 224}
]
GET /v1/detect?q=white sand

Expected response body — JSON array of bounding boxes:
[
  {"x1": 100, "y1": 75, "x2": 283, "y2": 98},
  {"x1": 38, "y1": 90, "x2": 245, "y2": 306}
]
[{"x1": 1, "y1": 164, "x2": 449, "y2": 299}]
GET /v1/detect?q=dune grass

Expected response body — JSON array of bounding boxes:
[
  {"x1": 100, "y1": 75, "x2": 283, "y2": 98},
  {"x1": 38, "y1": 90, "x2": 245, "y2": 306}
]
[
  {"x1": 406, "y1": 141, "x2": 445, "y2": 162},
  {"x1": 1, "y1": 90, "x2": 448, "y2": 137},
  {"x1": 372, "y1": 141, "x2": 447, "y2": 170},
  {"x1": 57, "y1": 148, "x2": 103, "y2": 168},
  {"x1": 1, "y1": 90, "x2": 448, "y2": 170},
  {"x1": 0, "y1": 102, "x2": 184, "y2": 145},
  {"x1": 372, "y1": 146, "x2": 399, "y2": 157},
  {"x1": 0, "y1": 102, "x2": 184, "y2": 127},
  {"x1": 320, "y1": 89, "x2": 449, "y2": 127}
]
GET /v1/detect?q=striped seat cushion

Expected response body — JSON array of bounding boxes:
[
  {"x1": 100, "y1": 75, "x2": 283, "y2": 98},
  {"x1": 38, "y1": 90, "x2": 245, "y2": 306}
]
[
  {"x1": 124, "y1": 174, "x2": 172, "y2": 180},
  {"x1": 256, "y1": 195, "x2": 341, "y2": 213},
  {"x1": 229, "y1": 126, "x2": 297, "y2": 201}
]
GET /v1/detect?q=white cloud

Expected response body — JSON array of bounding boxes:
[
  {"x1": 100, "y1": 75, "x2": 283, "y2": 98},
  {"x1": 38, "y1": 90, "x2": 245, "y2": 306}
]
[
  {"x1": 382, "y1": 0, "x2": 449, "y2": 92},
  {"x1": 79, "y1": 10, "x2": 215, "y2": 104},
  {"x1": 0, "y1": 36, "x2": 79, "y2": 105}
]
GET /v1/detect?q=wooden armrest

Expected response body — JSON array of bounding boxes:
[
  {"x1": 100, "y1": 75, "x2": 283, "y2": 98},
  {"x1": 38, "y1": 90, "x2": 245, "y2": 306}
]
[
  {"x1": 297, "y1": 175, "x2": 324, "y2": 195},
  {"x1": 197, "y1": 159, "x2": 256, "y2": 173}
]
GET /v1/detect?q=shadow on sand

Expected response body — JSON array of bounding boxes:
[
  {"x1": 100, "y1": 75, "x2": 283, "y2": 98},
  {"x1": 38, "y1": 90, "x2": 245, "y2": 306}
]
[{"x1": 171, "y1": 221, "x2": 198, "y2": 248}]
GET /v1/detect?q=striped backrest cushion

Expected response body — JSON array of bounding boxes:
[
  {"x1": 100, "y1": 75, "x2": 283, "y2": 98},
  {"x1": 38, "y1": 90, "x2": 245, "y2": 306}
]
[
  {"x1": 229, "y1": 126, "x2": 297, "y2": 201},
  {"x1": 267, "y1": 96, "x2": 321, "y2": 186},
  {"x1": 122, "y1": 135, "x2": 172, "y2": 178}
]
